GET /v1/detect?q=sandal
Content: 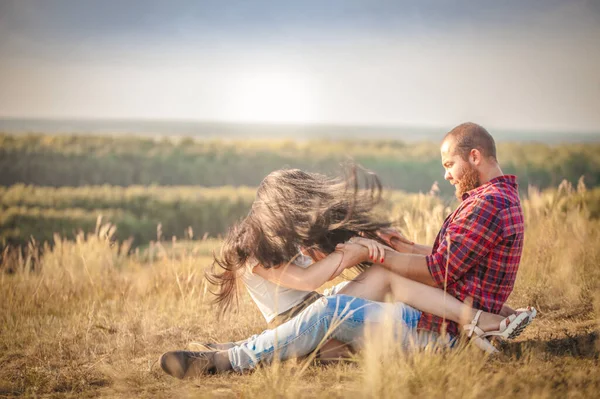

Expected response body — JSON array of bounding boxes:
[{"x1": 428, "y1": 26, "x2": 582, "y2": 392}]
[
  {"x1": 516, "y1": 306, "x2": 537, "y2": 322},
  {"x1": 481, "y1": 311, "x2": 530, "y2": 340},
  {"x1": 506, "y1": 306, "x2": 537, "y2": 339},
  {"x1": 463, "y1": 310, "x2": 499, "y2": 354}
]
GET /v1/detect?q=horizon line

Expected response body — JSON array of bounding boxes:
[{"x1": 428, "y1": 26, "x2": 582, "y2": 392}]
[{"x1": 1, "y1": 116, "x2": 599, "y2": 136}]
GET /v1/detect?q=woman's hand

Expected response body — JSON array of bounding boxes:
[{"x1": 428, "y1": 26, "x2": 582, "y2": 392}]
[
  {"x1": 329, "y1": 243, "x2": 369, "y2": 280},
  {"x1": 337, "y1": 237, "x2": 390, "y2": 264}
]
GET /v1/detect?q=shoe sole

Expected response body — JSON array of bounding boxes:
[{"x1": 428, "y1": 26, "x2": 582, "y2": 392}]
[
  {"x1": 159, "y1": 351, "x2": 214, "y2": 379},
  {"x1": 160, "y1": 352, "x2": 188, "y2": 379},
  {"x1": 508, "y1": 307, "x2": 537, "y2": 339},
  {"x1": 506, "y1": 313, "x2": 532, "y2": 339}
]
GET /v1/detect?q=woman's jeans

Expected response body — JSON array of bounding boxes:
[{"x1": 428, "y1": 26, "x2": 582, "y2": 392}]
[{"x1": 228, "y1": 295, "x2": 454, "y2": 372}]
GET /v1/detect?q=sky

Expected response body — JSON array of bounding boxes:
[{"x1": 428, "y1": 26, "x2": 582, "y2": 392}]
[{"x1": 0, "y1": 0, "x2": 599, "y2": 133}]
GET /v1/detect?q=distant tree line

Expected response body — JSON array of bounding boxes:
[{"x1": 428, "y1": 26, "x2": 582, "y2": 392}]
[{"x1": 1, "y1": 134, "x2": 599, "y2": 196}]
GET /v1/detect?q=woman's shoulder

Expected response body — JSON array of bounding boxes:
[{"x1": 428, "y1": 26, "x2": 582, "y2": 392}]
[
  {"x1": 245, "y1": 257, "x2": 260, "y2": 273},
  {"x1": 292, "y1": 252, "x2": 314, "y2": 268}
]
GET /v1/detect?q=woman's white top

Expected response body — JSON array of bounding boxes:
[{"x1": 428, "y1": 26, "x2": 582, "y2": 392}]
[{"x1": 242, "y1": 251, "x2": 316, "y2": 323}]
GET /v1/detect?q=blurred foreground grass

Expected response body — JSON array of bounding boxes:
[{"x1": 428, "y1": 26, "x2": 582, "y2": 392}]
[{"x1": 1, "y1": 182, "x2": 599, "y2": 398}]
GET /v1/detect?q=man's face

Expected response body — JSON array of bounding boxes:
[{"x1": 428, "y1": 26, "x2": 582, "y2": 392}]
[{"x1": 440, "y1": 139, "x2": 481, "y2": 199}]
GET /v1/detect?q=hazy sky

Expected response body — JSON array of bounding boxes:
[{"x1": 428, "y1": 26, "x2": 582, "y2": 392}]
[{"x1": 1, "y1": 0, "x2": 599, "y2": 132}]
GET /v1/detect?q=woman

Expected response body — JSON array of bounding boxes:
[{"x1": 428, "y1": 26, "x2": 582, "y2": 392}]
[{"x1": 195, "y1": 168, "x2": 533, "y2": 357}]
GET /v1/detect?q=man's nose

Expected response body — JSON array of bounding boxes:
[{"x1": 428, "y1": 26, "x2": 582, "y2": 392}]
[{"x1": 444, "y1": 170, "x2": 452, "y2": 181}]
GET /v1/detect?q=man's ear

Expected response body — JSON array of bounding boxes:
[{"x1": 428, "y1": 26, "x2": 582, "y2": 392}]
[{"x1": 469, "y1": 148, "x2": 482, "y2": 165}]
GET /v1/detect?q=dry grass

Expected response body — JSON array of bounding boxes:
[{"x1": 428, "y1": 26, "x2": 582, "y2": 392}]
[{"x1": 1, "y1": 183, "x2": 599, "y2": 398}]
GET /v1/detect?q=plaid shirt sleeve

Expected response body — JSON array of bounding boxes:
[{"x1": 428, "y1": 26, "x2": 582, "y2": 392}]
[{"x1": 426, "y1": 197, "x2": 504, "y2": 287}]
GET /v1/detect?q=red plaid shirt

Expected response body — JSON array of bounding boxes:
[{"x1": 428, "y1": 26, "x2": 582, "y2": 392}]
[{"x1": 418, "y1": 175, "x2": 524, "y2": 336}]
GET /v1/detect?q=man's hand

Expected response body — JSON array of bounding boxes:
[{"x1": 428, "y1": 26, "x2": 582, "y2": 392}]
[{"x1": 363, "y1": 228, "x2": 414, "y2": 252}]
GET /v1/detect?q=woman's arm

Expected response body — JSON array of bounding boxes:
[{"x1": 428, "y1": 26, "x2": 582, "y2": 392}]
[
  {"x1": 337, "y1": 238, "x2": 437, "y2": 287},
  {"x1": 252, "y1": 251, "x2": 347, "y2": 291}
]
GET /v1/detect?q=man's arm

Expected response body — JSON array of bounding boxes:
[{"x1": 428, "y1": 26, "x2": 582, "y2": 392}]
[
  {"x1": 381, "y1": 198, "x2": 501, "y2": 287},
  {"x1": 378, "y1": 250, "x2": 437, "y2": 286},
  {"x1": 371, "y1": 228, "x2": 434, "y2": 256},
  {"x1": 337, "y1": 243, "x2": 437, "y2": 287},
  {"x1": 368, "y1": 228, "x2": 433, "y2": 255},
  {"x1": 390, "y1": 240, "x2": 433, "y2": 256},
  {"x1": 340, "y1": 198, "x2": 502, "y2": 289}
]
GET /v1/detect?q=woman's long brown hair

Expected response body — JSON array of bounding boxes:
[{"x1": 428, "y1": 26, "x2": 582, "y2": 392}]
[{"x1": 206, "y1": 165, "x2": 391, "y2": 316}]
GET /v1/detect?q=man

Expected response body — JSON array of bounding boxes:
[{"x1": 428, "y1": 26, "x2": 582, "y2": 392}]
[
  {"x1": 370, "y1": 122, "x2": 525, "y2": 338},
  {"x1": 160, "y1": 122, "x2": 526, "y2": 377}
]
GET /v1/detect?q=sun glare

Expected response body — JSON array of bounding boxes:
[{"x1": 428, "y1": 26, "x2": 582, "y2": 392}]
[{"x1": 224, "y1": 71, "x2": 317, "y2": 124}]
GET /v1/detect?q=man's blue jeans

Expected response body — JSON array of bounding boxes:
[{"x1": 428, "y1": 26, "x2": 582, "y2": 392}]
[{"x1": 228, "y1": 295, "x2": 453, "y2": 372}]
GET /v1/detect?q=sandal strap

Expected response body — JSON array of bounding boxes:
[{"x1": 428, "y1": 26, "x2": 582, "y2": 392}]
[
  {"x1": 499, "y1": 313, "x2": 516, "y2": 331},
  {"x1": 463, "y1": 309, "x2": 484, "y2": 338}
]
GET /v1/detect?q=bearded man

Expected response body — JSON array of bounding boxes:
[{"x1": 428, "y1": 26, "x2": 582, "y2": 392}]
[{"x1": 389, "y1": 121, "x2": 526, "y2": 338}]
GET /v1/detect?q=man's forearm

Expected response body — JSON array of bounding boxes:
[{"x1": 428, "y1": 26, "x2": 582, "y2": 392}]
[
  {"x1": 391, "y1": 240, "x2": 433, "y2": 256},
  {"x1": 381, "y1": 250, "x2": 437, "y2": 287},
  {"x1": 413, "y1": 243, "x2": 433, "y2": 256}
]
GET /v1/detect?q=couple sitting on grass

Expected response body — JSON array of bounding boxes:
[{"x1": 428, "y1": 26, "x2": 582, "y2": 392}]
[{"x1": 160, "y1": 122, "x2": 536, "y2": 378}]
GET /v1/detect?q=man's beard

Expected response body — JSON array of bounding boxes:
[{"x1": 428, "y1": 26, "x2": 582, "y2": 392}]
[{"x1": 455, "y1": 164, "x2": 480, "y2": 200}]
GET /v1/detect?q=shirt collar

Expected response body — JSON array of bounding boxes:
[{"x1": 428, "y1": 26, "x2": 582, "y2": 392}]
[{"x1": 461, "y1": 175, "x2": 518, "y2": 201}]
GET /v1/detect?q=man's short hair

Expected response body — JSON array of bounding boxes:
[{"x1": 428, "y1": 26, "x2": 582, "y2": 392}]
[{"x1": 443, "y1": 122, "x2": 497, "y2": 161}]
